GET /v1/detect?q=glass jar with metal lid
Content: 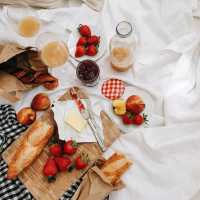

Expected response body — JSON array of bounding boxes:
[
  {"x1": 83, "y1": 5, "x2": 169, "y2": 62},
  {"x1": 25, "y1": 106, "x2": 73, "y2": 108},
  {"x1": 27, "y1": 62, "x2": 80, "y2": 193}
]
[{"x1": 110, "y1": 21, "x2": 137, "y2": 72}]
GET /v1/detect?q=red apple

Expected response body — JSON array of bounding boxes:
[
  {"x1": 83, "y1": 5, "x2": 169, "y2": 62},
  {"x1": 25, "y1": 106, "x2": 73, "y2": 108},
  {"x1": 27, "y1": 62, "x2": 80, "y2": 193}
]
[
  {"x1": 31, "y1": 93, "x2": 51, "y2": 111},
  {"x1": 17, "y1": 107, "x2": 36, "y2": 125},
  {"x1": 126, "y1": 95, "x2": 145, "y2": 114}
]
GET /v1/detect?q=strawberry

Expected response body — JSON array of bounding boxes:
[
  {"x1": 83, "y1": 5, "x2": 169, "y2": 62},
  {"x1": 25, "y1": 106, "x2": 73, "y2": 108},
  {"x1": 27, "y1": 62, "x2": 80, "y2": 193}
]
[
  {"x1": 75, "y1": 154, "x2": 89, "y2": 170},
  {"x1": 55, "y1": 156, "x2": 72, "y2": 171},
  {"x1": 78, "y1": 24, "x2": 91, "y2": 37},
  {"x1": 87, "y1": 35, "x2": 100, "y2": 45},
  {"x1": 43, "y1": 158, "x2": 58, "y2": 182},
  {"x1": 75, "y1": 46, "x2": 86, "y2": 57},
  {"x1": 132, "y1": 114, "x2": 148, "y2": 126},
  {"x1": 49, "y1": 144, "x2": 62, "y2": 157},
  {"x1": 63, "y1": 140, "x2": 78, "y2": 155},
  {"x1": 122, "y1": 112, "x2": 134, "y2": 125},
  {"x1": 86, "y1": 45, "x2": 98, "y2": 56},
  {"x1": 76, "y1": 37, "x2": 87, "y2": 46}
]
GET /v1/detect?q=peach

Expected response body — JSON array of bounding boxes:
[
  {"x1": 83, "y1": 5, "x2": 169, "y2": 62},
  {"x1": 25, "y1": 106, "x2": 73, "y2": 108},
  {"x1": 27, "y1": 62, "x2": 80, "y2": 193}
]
[
  {"x1": 31, "y1": 93, "x2": 51, "y2": 111},
  {"x1": 126, "y1": 95, "x2": 145, "y2": 114},
  {"x1": 17, "y1": 107, "x2": 36, "y2": 125}
]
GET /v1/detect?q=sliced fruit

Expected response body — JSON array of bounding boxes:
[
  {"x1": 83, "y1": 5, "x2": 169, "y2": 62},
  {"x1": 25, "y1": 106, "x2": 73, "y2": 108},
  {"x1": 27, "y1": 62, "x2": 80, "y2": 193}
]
[{"x1": 112, "y1": 99, "x2": 126, "y2": 115}]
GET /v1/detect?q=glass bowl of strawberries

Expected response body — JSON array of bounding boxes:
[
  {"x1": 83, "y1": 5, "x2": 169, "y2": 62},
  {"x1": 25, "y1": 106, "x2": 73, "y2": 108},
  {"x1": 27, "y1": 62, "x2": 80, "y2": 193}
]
[{"x1": 68, "y1": 24, "x2": 106, "y2": 62}]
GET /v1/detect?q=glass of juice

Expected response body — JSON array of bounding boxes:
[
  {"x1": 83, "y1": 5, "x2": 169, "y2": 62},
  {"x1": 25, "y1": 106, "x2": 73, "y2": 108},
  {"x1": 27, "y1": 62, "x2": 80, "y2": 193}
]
[
  {"x1": 36, "y1": 32, "x2": 69, "y2": 68},
  {"x1": 5, "y1": 6, "x2": 41, "y2": 38}
]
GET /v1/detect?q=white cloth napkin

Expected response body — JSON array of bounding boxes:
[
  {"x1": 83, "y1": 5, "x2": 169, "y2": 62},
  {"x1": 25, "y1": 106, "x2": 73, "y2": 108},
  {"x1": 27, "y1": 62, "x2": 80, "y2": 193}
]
[{"x1": 52, "y1": 100, "x2": 97, "y2": 143}]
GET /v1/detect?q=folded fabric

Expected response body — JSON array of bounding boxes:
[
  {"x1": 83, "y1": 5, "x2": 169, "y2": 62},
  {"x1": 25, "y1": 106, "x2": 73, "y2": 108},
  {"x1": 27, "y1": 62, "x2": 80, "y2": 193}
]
[
  {"x1": 0, "y1": 0, "x2": 104, "y2": 11},
  {"x1": 0, "y1": 0, "x2": 65, "y2": 9},
  {"x1": 82, "y1": 0, "x2": 104, "y2": 11}
]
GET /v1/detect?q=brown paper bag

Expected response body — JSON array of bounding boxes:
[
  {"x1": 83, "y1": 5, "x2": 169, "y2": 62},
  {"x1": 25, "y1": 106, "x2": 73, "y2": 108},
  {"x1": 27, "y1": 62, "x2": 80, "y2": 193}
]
[
  {"x1": 0, "y1": 71, "x2": 30, "y2": 102},
  {"x1": 72, "y1": 166, "x2": 124, "y2": 200},
  {"x1": 0, "y1": 43, "x2": 58, "y2": 102}
]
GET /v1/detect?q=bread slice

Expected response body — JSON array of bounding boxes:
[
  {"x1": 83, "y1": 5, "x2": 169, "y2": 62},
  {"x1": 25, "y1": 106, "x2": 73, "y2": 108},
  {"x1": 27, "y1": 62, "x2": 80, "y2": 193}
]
[
  {"x1": 7, "y1": 110, "x2": 55, "y2": 179},
  {"x1": 101, "y1": 152, "x2": 132, "y2": 185}
]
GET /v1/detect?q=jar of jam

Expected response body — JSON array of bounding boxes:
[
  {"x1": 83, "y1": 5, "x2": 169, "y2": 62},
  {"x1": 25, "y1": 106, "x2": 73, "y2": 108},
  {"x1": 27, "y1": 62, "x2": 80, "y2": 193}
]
[
  {"x1": 76, "y1": 60, "x2": 100, "y2": 87},
  {"x1": 110, "y1": 21, "x2": 137, "y2": 72}
]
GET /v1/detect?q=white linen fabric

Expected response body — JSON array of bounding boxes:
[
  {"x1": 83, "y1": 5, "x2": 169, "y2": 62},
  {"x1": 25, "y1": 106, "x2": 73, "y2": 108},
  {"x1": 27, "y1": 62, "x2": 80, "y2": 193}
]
[
  {"x1": 107, "y1": 122, "x2": 200, "y2": 200},
  {"x1": 0, "y1": 0, "x2": 104, "y2": 11},
  {"x1": 0, "y1": 0, "x2": 200, "y2": 199}
]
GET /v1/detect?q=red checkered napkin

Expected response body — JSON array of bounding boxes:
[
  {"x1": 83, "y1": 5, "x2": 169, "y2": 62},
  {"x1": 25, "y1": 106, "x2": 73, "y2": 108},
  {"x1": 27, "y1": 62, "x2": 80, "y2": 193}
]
[{"x1": 101, "y1": 78, "x2": 125, "y2": 100}]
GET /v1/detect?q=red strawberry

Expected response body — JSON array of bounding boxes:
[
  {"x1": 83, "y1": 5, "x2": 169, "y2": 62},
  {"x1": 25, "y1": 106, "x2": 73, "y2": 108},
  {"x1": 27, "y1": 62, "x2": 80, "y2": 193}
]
[
  {"x1": 75, "y1": 46, "x2": 86, "y2": 57},
  {"x1": 49, "y1": 144, "x2": 62, "y2": 157},
  {"x1": 55, "y1": 156, "x2": 72, "y2": 171},
  {"x1": 86, "y1": 45, "x2": 98, "y2": 56},
  {"x1": 132, "y1": 114, "x2": 148, "y2": 126},
  {"x1": 122, "y1": 112, "x2": 134, "y2": 125},
  {"x1": 78, "y1": 24, "x2": 91, "y2": 37},
  {"x1": 87, "y1": 35, "x2": 100, "y2": 45},
  {"x1": 63, "y1": 140, "x2": 78, "y2": 155},
  {"x1": 43, "y1": 158, "x2": 58, "y2": 182},
  {"x1": 75, "y1": 154, "x2": 89, "y2": 170},
  {"x1": 76, "y1": 37, "x2": 87, "y2": 46}
]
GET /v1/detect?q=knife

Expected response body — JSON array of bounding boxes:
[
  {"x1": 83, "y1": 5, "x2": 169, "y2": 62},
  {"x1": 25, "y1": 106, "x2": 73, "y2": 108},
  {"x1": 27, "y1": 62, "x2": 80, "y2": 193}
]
[{"x1": 69, "y1": 88, "x2": 106, "y2": 152}]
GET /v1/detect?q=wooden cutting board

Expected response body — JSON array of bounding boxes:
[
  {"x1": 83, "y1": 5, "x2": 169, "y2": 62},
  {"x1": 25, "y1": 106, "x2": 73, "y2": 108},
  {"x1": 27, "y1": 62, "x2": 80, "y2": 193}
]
[
  {"x1": 2, "y1": 111, "x2": 120, "y2": 200},
  {"x1": 2, "y1": 132, "x2": 101, "y2": 200}
]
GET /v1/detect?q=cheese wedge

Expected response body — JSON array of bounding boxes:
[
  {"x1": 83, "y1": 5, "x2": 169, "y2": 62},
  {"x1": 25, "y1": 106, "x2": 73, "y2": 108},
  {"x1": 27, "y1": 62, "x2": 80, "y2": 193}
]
[{"x1": 64, "y1": 108, "x2": 87, "y2": 132}]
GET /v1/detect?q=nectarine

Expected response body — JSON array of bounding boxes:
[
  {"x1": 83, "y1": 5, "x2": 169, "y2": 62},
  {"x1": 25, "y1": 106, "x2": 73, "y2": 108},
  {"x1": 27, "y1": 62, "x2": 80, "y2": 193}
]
[
  {"x1": 126, "y1": 95, "x2": 145, "y2": 114},
  {"x1": 31, "y1": 93, "x2": 51, "y2": 111},
  {"x1": 17, "y1": 107, "x2": 36, "y2": 125}
]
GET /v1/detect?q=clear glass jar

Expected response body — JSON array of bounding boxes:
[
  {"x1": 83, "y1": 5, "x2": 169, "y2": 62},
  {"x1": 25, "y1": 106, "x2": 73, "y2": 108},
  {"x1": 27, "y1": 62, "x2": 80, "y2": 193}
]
[{"x1": 110, "y1": 21, "x2": 137, "y2": 72}]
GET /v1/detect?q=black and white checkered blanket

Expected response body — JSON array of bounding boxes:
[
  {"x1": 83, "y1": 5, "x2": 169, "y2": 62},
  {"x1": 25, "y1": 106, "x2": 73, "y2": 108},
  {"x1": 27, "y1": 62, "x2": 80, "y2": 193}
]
[{"x1": 0, "y1": 105, "x2": 81, "y2": 200}]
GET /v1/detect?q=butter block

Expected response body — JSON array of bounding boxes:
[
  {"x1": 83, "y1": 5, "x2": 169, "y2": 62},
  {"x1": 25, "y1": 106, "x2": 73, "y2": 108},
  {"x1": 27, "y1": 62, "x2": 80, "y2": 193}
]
[{"x1": 64, "y1": 108, "x2": 87, "y2": 132}]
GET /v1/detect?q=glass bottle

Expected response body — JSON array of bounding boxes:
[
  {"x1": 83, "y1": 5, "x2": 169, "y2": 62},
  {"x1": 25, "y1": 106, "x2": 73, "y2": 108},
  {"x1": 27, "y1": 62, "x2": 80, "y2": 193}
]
[{"x1": 110, "y1": 21, "x2": 137, "y2": 72}]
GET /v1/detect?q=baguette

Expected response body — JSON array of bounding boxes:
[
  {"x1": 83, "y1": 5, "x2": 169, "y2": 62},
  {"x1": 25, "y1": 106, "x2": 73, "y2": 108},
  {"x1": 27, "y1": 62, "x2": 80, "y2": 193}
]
[
  {"x1": 7, "y1": 110, "x2": 56, "y2": 179},
  {"x1": 101, "y1": 152, "x2": 132, "y2": 185}
]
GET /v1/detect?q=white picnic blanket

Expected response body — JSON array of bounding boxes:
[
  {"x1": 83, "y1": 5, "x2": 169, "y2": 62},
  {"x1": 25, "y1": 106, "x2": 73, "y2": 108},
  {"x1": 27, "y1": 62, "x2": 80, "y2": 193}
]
[{"x1": 1, "y1": 0, "x2": 200, "y2": 199}]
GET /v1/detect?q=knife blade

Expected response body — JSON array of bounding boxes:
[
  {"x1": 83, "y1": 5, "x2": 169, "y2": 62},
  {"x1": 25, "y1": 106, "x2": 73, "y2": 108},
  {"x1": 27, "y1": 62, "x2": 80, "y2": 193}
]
[{"x1": 69, "y1": 88, "x2": 106, "y2": 152}]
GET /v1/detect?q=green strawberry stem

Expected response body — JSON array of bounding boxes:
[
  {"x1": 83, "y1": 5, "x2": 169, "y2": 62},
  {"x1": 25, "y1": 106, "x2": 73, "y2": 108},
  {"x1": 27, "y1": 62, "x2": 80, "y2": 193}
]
[
  {"x1": 72, "y1": 140, "x2": 78, "y2": 147},
  {"x1": 47, "y1": 176, "x2": 56, "y2": 183},
  {"x1": 68, "y1": 164, "x2": 75, "y2": 172},
  {"x1": 143, "y1": 113, "x2": 149, "y2": 125}
]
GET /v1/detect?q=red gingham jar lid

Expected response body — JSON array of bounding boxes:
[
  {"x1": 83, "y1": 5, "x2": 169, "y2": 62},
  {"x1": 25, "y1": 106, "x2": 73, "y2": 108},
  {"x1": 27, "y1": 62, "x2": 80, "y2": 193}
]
[{"x1": 101, "y1": 78, "x2": 125, "y2": 100}]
